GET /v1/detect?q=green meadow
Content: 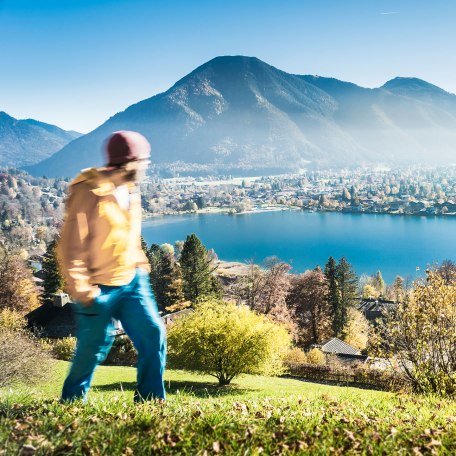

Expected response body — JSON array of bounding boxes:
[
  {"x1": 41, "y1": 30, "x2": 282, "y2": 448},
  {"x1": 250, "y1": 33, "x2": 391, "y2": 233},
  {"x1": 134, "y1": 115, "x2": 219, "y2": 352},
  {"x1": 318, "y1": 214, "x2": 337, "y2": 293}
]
[{"x1": 1, "y1": 361, "x2": 455, "y2": 455}]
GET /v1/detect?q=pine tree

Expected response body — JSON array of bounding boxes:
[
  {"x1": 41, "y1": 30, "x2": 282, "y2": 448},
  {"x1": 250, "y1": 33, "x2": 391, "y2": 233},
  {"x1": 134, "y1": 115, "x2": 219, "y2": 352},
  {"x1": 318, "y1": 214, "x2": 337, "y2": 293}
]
[
  {"x1": 140, "y1": 236, "x2": 152, "y2": 263},
  {"x1": 324, "y1": 256, "x2": 340, "y2": 335},
  {"x1": 149, "y1": 243, "x2": 162, "y2": 301},
  {"x1": 180, "y1": 234, "x2": 219, "y2": 303},
  {"x1": 42, "y1": 239, "x2": 65, "y2": 297},
  {"x1": 335, "y1": 257, "x2": 358, "y2": 338},
  {"x1": 149, "y1": 244, "x2": 184, "y2": 312}
]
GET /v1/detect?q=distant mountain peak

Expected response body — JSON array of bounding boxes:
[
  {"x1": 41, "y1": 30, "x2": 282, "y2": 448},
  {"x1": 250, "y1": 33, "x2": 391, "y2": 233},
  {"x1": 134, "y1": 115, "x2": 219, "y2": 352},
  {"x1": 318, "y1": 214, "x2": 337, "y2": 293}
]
[
  {"x1": 204, "y1": 54, "x2": 263, "y2": 65},
  {"x1": 0, "y1": 111, "x2": 82, "y2": 168},
  {"x1": 382, "y1": 77, "x2": 450, "y2": 94},
  {"x1": 23, "y1": 56, "x2": 456, "y2": 177},
  {"x1": 175, "y1": 55, "x2": 287, "y2": 87}
]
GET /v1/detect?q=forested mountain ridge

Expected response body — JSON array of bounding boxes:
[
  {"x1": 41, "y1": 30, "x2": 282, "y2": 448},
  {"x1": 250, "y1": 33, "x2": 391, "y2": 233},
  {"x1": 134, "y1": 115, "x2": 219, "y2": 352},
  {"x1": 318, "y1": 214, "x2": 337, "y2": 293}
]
[
  {"x1": 0, "y1": 111, "x2": 81, "y2": 167},
  {"x1": 26, "y1": 56, "x2": 456, "y2": 177}
]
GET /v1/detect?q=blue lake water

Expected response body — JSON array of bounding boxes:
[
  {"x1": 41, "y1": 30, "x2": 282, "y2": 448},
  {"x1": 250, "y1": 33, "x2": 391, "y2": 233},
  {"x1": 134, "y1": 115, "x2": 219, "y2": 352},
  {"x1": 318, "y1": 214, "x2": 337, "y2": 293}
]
[{"x1": 142, "y1": 211, "x2": 456, "y2": 282}]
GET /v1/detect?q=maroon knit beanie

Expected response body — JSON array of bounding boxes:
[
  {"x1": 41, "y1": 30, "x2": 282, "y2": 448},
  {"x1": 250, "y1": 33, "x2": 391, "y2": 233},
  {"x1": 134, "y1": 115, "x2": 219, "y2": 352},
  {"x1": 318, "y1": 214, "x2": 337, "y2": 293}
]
[{"x1": 105, "y1": 131, "x2": 151, "y2": 166}]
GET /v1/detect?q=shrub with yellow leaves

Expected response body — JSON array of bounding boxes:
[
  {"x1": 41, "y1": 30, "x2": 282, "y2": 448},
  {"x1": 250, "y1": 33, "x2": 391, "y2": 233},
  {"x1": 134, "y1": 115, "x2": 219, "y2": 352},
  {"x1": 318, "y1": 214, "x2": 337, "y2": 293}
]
[
  {"x1": 167, "y1": 299, "x2": 291, "y2": 385},
  {"x1": 306, "y1": 347, "x2": 326, "y2": 365}
]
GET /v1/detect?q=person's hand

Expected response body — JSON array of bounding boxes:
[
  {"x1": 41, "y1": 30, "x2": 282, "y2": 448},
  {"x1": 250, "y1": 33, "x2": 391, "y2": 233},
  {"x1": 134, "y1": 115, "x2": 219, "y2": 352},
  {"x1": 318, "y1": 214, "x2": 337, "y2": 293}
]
[{"x1": 81, "y1": 288, "x2": 102, "y2": 307}]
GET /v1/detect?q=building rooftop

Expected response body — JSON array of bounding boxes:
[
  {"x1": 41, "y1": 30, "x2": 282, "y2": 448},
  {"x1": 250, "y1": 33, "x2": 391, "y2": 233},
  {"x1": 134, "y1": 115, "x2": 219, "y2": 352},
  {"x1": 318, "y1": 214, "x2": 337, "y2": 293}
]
[{"x1": 320, "y1": 337, "x2": 361, "y2": 356}]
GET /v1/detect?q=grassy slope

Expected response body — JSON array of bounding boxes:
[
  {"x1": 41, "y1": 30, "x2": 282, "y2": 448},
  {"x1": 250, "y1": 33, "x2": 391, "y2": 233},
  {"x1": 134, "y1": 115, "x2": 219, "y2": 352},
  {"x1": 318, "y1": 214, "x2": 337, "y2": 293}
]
[{"x1": 1, "y1": 361, "x2": 455, "y2": 455}]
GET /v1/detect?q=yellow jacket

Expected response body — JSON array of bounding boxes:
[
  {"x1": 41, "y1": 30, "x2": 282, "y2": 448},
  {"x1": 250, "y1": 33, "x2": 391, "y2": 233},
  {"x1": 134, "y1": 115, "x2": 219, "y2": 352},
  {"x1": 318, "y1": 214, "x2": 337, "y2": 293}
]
[{"x1": 57, "y1": 168, "x2": 150, "y2": 304}]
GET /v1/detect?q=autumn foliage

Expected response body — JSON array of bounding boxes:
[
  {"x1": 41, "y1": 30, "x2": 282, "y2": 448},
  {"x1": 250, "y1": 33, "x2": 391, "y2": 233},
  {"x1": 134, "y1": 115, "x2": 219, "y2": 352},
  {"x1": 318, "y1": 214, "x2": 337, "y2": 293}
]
[
  {"x1": 167, "y1": 299, "x2": 291, "y2": 385},
  {"x1": 379, "y1": 270, "x2": 456, "y2": 396}
]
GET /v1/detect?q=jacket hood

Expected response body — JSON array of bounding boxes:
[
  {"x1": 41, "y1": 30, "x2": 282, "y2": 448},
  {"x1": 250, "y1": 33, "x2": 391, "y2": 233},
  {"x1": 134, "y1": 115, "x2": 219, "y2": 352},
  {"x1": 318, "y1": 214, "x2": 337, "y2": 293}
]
[{"x1": 70, "y1": 168, "x2": 133, "y2": 197}]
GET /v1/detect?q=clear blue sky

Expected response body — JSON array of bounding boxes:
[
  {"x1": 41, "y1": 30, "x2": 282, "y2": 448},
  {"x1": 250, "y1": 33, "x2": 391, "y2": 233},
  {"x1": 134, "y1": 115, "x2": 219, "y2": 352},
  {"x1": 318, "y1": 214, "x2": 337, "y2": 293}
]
[{"x1": 1, "y1": 0, "x2": 454, "y2": 133}]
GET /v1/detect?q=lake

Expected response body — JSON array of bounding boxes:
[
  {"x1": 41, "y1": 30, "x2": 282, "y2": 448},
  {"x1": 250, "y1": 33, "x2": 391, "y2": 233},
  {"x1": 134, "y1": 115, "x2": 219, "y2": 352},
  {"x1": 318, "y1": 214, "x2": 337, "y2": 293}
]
[{"x1": 142, "y1": 210, "x2": 456, "y2": 282}]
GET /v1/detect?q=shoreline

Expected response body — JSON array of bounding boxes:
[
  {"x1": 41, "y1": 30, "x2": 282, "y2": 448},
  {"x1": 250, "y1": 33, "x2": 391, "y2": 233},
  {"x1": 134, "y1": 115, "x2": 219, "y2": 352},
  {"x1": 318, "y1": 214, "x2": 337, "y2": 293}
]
[{"x1": 143, "y1": 205, "x2": 456, "y2": 220}]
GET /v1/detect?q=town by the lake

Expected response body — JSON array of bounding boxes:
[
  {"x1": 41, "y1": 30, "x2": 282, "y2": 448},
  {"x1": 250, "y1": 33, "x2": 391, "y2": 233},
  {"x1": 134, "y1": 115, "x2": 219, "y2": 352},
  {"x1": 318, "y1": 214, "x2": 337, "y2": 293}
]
[{"x1": 142, "y1": 165, "x2": 456, "y2": 216}]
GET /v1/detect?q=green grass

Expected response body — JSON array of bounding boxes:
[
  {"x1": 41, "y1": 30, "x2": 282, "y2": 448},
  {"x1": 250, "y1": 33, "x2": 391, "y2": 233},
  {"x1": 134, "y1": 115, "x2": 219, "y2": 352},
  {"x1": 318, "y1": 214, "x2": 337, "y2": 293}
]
[{"x1": 1, "y1": 361, "x2": 455, "y2": 455}]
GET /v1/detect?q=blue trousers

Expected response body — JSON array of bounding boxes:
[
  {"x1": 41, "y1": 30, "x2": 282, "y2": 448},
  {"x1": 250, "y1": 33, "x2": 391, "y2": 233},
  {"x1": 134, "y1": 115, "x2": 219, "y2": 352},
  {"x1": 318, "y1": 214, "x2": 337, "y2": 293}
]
[{"x1": 61, "y1": 268, "x2": 166, "y2": 402}]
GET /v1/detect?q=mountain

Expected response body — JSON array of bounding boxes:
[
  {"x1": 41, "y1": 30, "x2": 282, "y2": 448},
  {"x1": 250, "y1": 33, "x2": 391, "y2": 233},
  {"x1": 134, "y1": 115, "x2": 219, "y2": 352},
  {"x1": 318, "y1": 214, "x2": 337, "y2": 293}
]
[
  {"x1": 26, "y1": 56, "x2": 456, "y2": 177},
  {"x1": 0, "y1": 112, "x2": 81, "y2": 167}
]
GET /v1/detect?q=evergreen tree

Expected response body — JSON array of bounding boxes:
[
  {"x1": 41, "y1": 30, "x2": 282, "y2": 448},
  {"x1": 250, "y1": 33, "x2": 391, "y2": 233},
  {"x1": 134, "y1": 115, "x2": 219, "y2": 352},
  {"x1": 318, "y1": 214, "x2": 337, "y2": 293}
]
[
  {"x1": 324, "y1": 256, "x2": 340, "y2": 335},
  {"x1": 148, "y1": 243, "x2": 162, "y2": 298},
  {"x1": 335, "y1": 257, "x2": 358, "y2": 337},
  {"x1": 140, "y1": 236, "x2": 151, "y2": 262},
  {"x1": 180, "y1": 234, "x2": 219, "y2": 303},
  {"x1": 149, "y1": 244, "x2": 184, "y2": 312},
  {"x1": 42, "y1": 239, "x2": 65, "y2": 297}
]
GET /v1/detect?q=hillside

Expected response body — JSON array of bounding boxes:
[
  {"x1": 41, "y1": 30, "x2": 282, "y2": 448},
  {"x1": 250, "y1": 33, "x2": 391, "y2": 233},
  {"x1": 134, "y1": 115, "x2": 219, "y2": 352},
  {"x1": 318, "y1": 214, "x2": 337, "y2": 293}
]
[
  {"x1": 1, "y1": 362, "x2": 455, "y2": 454},
  {"x1": 26, "y1": 55, "x2": 456, "y2": 177},
  {"x1": 0, "y1": 112, "x2": 81, "y2": 167}
]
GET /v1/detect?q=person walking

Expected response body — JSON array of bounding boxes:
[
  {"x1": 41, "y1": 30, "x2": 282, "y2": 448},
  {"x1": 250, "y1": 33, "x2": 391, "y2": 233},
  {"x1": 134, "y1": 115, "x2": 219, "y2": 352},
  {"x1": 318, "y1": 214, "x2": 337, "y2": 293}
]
[{"x1": 58, "y1": 131, "x2": 166, "y2": 402}]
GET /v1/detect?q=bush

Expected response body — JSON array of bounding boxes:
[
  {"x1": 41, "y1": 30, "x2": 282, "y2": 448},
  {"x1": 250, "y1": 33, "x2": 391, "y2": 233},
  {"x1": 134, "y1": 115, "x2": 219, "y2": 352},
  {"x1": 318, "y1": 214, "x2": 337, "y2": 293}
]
[
  {"x1": 105, "y1": 336, "x2": 137, "y2": 365},
  {"x1": 285, "y1": 361, "x2": 407, "y2": 391},
  {"x1": 0, "y1": 308, "x2": 27, "y2": 331},
  {"x1": 0, "y1": 328, "x2": 53, "y2": 387},
  {"x1": 283, "y1": 347, "x2": 308, "y2": 364},
  {"x1": 168, "y1": 299, "x2": 291, "y2": 385},
  {"x1": 306, "y1": 348, "x2": 326, "y2": 365},
  {"x1": 51, "y1": 337, "x2": 77, "y2": 361}
]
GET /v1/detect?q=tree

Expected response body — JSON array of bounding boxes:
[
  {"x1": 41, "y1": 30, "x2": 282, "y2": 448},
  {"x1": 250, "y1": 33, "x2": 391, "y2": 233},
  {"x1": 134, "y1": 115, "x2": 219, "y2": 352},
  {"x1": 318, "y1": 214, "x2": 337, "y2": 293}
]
[
  {"x1": 140, "y1": 236, "x2": 153, "y2": 265},
  {"x1": 362, "y1": 284, "x2": 379, "y2": 299},
  {"x1": 389, "y1": 275, "x2": 406, "y2": 302},
  {"x1": 324, "y1": 256, "x2": 340, "y2": 335},
  {"x1": 437, "y1": 260, "x2": 456, "y2": 284},
  {"x1": 343, "y1": 308, "x2": 370, "y2": 350},
  {"x1": 0, "y1": 245, "x2": 40, "y2": 313},
  {"x1": 335, "y1": 257, "x2": 358, "y2": 338},
  {"x1": 180, "y1": 234, "x2": 220, "y2": 303},
  {"x1": 287, "y1": 268, "x2": 333, "y2": 347},
  {"x1": 342, "y1": 188, "x2": 351, "y2": 201},
  {"x1": 42, "y1": 239, "x2": 65, "y2": 297},
  {"x1": 249, "y1": 257, "x2": 291, "y2": 315},
  {"x1": 167, "y1": 299, "x2": 291, "y2": 385},
  {"x1": 232, "y1": 257, "x2": 295, "y2": 334},
  {"x1": 195, "y1": 195, "x2": 206, "y2": 209},
  {"x1": 174, "y1": 240, "x2": 184, "y2": 260},
  {"x1": 372, "y1": 271, "x2": 386, "y2": 296},
  {"x1": 377, "y1": 271, "x2": 456, "y2": 396},
  {"x1": 149, "y1": 244, "x2": 185, "y2": 312},
  {"x1": 183, "y1": 200, "x2": 198, "y2": 212},
  {"x1": 148, "y1": 243, "x2": 162, "y2": 298}
]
